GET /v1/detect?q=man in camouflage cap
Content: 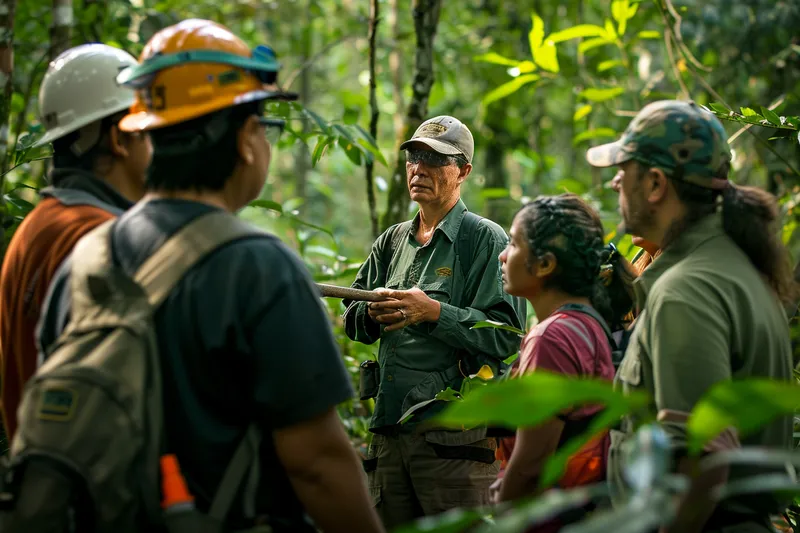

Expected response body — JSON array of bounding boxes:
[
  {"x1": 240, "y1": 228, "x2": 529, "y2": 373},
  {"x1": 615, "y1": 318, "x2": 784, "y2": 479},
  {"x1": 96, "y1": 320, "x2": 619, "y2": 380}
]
[{"x1": 588, "y1": 100, "x2": 794, "y2": 533}]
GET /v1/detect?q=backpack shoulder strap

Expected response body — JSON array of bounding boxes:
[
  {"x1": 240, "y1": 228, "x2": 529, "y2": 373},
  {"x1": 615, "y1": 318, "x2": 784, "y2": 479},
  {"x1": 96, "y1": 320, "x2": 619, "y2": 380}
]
[
  {"x1": 381, "y1": 220, "x2": 412, "y2": 269},
  {"x1": 556, "y1": 302, "x2": 618, "y2": 351},
  {"x1": 39, "y1": 186, "x2": 125, "y2": 216},
  {"x1": 456, "y1": 211, "x2": 482, "y2": 279},
  {"x1": 133, "y1": 210, "x2": 263, "y2": 309}
]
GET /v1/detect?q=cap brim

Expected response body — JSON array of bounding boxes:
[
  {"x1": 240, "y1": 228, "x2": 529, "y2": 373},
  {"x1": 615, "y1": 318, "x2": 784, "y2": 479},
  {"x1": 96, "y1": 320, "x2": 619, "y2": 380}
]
[
  {"x1": 586, "y1": 140, "x2": 633, "y2": 168},
  {"x1": 399, "y1": 138, "x2": 462, "y2": 156}
]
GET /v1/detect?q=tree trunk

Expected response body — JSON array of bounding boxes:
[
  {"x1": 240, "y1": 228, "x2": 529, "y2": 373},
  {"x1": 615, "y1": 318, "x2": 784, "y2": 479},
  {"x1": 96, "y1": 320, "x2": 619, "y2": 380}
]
[
  {"x1": 50, "y1": 0, "x2": 72, "y2": 62},
  {"x1": 293, "y1": 0, "x2": 313, "y2": 201},
  {"x1": 381, "y1": 0, "x2": 443, "y2": 231},
  {"x1": 0, "y1": 0, "x2": 16, "y2": 179},
  {"x1": 364, "y1": 0, "x2": 380, "y2": 239},
  {"x1": 388, "y1": 0, "x2": 404, "y2": 141}
]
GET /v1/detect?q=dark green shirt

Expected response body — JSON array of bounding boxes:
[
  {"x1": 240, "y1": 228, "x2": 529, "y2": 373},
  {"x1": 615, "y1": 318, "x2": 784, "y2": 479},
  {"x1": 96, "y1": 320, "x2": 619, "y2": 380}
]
[
  {"x1": 343, "y1": 199, "x2": 526, "y2": 431},
  {"x1": 608, "y1": 212, "x2": 793, "y2": 515}
]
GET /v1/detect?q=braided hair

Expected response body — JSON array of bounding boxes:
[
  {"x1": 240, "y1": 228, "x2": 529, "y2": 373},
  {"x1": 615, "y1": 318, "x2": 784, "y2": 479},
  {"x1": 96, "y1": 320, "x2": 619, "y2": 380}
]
[{"x1": 516, "y1": 193, "x2": 637, "y2": 330}]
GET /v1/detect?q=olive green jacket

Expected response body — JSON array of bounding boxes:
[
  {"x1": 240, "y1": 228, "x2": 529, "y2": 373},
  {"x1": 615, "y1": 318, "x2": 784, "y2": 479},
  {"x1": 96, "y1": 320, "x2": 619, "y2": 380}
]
[{"x1": 343, "y1": 199, "x2": 527, "y2": 431}]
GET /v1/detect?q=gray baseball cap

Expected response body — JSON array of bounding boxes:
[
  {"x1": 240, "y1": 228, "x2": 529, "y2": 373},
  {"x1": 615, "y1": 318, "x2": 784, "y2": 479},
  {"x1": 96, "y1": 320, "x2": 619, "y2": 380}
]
[{"x1": 399, "y1": 115, "x2": 474, "y2": 163}]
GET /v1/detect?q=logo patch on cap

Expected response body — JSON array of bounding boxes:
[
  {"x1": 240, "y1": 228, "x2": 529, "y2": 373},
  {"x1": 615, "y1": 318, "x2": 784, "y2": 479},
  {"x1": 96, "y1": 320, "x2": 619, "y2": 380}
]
[{"x1": 418, "y1": 123, "x2": 447, "y2": 137}]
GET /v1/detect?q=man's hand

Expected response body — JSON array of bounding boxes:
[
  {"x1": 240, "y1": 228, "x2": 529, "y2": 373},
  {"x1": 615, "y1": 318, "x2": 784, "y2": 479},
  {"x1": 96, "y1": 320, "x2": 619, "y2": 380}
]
[{"x1": 368, "y1": 287, "x2": 442, "y2": 332}]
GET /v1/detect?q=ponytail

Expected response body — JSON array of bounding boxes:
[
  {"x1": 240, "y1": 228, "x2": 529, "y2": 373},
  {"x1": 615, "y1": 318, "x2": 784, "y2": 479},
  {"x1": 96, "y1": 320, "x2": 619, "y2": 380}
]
[
  {"x1": 592, "y1": 244, "x2": 639, "y2": 330},
  {"x1": 721, "y1": 184, "x2": 797, "y2": 306}
]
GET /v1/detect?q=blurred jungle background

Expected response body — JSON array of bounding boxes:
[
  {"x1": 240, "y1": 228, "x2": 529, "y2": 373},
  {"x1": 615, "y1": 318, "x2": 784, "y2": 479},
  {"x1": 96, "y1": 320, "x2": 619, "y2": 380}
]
[{"x1": 3, "y1": 0, "x2": 800, "y2": 530}]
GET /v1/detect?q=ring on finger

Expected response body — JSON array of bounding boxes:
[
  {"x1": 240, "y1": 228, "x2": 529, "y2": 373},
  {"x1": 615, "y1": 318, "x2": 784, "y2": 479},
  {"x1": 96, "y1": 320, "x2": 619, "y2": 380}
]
[{"x1": 399, "y1": 308, "x2": 407, "y2": 322}]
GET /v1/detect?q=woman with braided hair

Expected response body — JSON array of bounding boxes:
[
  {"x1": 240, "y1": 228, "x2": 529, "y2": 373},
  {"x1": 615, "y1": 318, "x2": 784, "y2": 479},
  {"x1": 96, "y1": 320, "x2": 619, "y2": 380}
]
[{"x1": 491, "y1": 193, "x2": 635, "y2": 531}]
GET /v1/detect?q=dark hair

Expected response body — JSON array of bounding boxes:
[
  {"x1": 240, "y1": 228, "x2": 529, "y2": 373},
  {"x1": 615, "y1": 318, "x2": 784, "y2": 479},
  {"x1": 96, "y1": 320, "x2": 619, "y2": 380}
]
[
  {"x1": 51, "y1": 110, "x2": 130, "y2": 177},
  {"x1": 517, "y1": 193, "x2": 637, "y2": 328},
  {"x1": 146, "y1": 100, "x2": 263, "y2": 192},
  {"x1": 666, "y1": 165, "x2": 797, "y2": 306}
]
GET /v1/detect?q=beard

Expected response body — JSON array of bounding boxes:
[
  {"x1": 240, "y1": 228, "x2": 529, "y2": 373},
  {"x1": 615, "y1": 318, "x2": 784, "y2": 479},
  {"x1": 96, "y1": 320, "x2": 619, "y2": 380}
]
[{"x1": 621, "y1": 193, "x2": 654, "y2": 238}]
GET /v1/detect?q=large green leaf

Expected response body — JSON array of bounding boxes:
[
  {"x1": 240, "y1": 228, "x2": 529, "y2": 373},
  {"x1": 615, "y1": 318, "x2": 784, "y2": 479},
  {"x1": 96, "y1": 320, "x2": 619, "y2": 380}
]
[
  {"x1": 548, "y1": 24, "x2": 609, "y2": 43},
  {"x1": 393, "y1": 508, "x2": 486, "y2": 533},
  {"x1": 482, "y1": 75, "x2": 540, "y2": 106},
  {"x1": 687, "y1": 378, "x2": 800, "y2": 455},
  {"x1": 761, "y1": 106, "x2": 782, "y2": 126},
  {"x1": 579, "y1": 87, "x2": 625, "y2": 102},
  {"x1": 436, "y1": 370, "x2": 650, "y2": 430}
]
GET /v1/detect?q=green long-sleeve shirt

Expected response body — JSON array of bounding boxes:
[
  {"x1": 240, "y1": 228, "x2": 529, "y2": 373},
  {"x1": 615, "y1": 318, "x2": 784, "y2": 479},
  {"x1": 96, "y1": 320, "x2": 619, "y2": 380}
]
[{"x1": 343, "y1": 199, "x2": 526, "y2": 431}]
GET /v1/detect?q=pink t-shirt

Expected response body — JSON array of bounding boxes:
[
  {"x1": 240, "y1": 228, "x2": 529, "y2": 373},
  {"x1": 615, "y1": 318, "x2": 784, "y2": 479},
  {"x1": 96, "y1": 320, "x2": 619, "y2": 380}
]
[{"x1": 514, "y1": 309, "x2": 616, "y2": 418}]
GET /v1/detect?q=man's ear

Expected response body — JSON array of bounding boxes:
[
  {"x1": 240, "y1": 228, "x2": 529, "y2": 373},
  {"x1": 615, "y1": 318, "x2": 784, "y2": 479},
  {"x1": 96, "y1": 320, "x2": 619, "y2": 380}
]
[
  {"x1": 457, "y1": 163, "x2": 472, "y2": 184},
  {"x1": 237, "y1": 115, "x2": 260, "y2": 166},
  {"x1": 108, "y1": 126, "x2": 130, "y2": 158},
  {"x1": 645, "y1": 167, "x2": 670, "y2": 204},
  {"x1": 535, "y1": 252, "x2": 557, "y2": 278}
]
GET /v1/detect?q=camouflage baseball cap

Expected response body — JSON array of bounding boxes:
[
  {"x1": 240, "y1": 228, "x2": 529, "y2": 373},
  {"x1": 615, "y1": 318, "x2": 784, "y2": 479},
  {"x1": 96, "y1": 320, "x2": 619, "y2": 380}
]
[
  {"x1": 400, "y1": 115, "x2": 474, "y2": 163},
  {"x1": 586, "y1": 100, "x2": 732, "y2": 189}
]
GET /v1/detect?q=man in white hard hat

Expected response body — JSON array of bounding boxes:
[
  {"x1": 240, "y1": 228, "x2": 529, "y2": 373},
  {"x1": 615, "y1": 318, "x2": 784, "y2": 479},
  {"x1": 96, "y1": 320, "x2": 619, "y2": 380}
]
[{"x1": 0, "y1": 43, "x2": 152, "y2": 440}]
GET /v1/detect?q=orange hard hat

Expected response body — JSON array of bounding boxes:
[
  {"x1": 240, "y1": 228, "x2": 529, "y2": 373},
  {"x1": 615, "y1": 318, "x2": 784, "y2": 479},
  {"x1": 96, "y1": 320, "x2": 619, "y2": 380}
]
[{"x1": 116, "y1": 18, "x2": 295, "y2": 132}]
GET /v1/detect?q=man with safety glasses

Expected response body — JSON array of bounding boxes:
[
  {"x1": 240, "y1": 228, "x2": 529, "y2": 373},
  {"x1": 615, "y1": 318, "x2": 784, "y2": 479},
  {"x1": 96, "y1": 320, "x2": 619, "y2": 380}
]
[
  {"x1": 344, "y1": 116, "x2": 526, "y2": 527},
  {"x1": 37, "y1": 18, "x2": 384, "y2": 533}
]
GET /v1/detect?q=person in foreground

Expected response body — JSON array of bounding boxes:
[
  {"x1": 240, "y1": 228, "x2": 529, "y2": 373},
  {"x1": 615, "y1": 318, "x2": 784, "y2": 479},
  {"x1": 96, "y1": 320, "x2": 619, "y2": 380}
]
[
  {"x1": 0, "y1": 43, "x2": 151, "y2": 440},
  {"x1": 37, "y1": 19, "x2": 384, "y2": 533},
  {"x1": 587, "y1": 99, "x2": 796, "y2": 533},
  {"x1": 343, "y1": 116, "x2": 526, "y2": 528},
  {"x1": 492, "y1": 193, "x2": 632, "y2": 532}
]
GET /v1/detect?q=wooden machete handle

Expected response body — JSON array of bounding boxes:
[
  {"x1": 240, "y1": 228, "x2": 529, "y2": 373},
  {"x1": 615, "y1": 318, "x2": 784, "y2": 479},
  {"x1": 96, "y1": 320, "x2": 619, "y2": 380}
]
[{"x1": 317, "y1": 283, "x2": 388, "y2": 302}]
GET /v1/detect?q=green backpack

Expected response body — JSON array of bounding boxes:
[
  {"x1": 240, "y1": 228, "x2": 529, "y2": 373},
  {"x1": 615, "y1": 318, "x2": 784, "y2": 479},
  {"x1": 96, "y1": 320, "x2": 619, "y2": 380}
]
[{"x1": 0, "y1": 210, "x2": 269, "y2": 533}]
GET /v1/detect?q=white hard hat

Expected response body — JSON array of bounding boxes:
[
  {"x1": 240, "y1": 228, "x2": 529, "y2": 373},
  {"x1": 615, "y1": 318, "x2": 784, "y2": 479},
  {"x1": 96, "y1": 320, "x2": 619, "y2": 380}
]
[{"x1": 34, "y1": 43, "x2": 138, "y2": 149}]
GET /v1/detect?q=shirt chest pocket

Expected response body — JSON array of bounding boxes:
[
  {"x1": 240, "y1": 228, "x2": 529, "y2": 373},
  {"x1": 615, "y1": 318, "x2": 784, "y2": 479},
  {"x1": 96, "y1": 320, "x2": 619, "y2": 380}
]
[
  {"x1": 417, "y1": 273, "x2": 453, "y2": 305},
  {"x1": 617, "y1": 349, "x2": 642, "y2": 388}
]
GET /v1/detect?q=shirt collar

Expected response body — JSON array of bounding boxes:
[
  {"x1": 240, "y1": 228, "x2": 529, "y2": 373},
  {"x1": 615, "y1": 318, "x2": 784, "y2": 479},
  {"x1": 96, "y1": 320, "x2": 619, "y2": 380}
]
[
  {"x1": 409, "y1": 198, "x2": 468, "y2": 243},
  {"x1": 633, "y1": 211, "x2": 724, "y2": 309},
  {"x1": 47, "y1": 168, "x2": 134, "y2": 211}
]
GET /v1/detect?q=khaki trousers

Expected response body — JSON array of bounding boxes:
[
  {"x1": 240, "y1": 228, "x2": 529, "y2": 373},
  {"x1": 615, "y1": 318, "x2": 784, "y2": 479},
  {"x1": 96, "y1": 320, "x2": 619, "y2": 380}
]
[{"x1": 363, "y1": 429, "x2": 499, "y2": 530}]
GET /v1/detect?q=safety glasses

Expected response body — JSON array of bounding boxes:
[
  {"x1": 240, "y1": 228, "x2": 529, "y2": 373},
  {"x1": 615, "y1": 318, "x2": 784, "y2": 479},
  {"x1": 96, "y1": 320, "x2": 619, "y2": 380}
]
[
  {"x1": 405, "y1": 149, "x2": 463, "y2": 168},
  {"x1": 259, "y1": 117, "x2": 285, "y2": 145}
]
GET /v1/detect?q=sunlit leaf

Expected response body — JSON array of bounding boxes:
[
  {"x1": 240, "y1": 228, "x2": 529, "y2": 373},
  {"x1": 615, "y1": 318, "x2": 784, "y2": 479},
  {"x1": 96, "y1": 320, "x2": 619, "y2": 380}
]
[
  {"x1": 533, "y1": 40, "x2": 559, "y2": 73},
  {"x1": 473, "y1": 52, "x2": 521, "y2": 67},
  {"x1": 580, "y1": 37, "x2": 613, "y2": 54},
  {"x1": 604, "y1": 19, "x2": 618, "y2": 40},
  {"x1": 516, "y1": 60, "x2": 537, "y2": 74},
  {"x1": 311, "y1": 135, "x2": 334, "y2": 166},
  {"x1": 248, "y1": 199, "x2": 283, "y2": 213},
  {"x1": 472, "y1": 365, "x2": 495, "y2": 381},
  {"x1": 574, "y1": 104, "x2": 593, "y2": 121},
  {"x1": 482, "y1": 75, "x2": 540, "y2": 107},
  {"x1": 637, "y1": 30, "x2": 661, "y2": 39},
  {"x1": 472, "y1": 320, "x2": 526, "y2": 336},
  {"x1": 687, "y1": 379, "x2": 800, "y2": 455},
  {"x1": 529, "y1": 13, "x2": 545, "y2": 53},
  {"x1": 741, "y1": 107, "x2": 759, "y2": 117},
  {"x1": 709, "y1": 102, "x2": 730, "y2": 115},
  {"x1": 611, "y1": 0, "x2": 630, "y2": 35},
  {"x1": 573, "y1": 128, "x2": 618, "y2": 145},
  {"x1": 579, "y1": 87, "x2": 625, "y2": 102},
  {"x1": 761, "y1": 106, "x2": 782, "y2": 126},
  {"x1": 548, "y1": 24, "x2": 609, "y2": 43},
  {"x1": 597, "y1": 59, "x2": 624, "y2": 72}
]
